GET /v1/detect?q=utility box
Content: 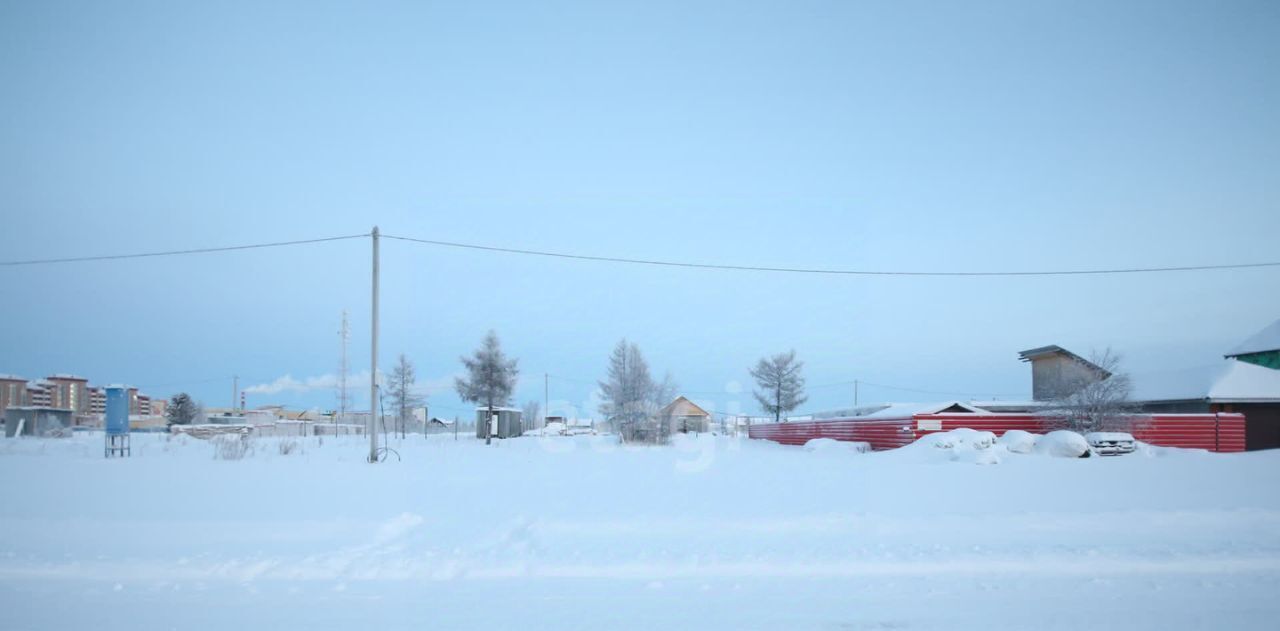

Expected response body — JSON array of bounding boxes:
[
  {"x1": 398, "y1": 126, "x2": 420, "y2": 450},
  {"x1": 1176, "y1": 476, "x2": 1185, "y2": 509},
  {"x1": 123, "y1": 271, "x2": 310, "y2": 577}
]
[{"x1": 474, "y1": 407, "x2": 523, "y2": 439}]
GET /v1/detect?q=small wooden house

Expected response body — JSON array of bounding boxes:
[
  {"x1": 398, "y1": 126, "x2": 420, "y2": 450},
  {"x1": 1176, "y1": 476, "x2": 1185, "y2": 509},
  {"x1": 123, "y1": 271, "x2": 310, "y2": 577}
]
[{"x1": 658, "y1": 396, "x2": 711, "y2": 434}]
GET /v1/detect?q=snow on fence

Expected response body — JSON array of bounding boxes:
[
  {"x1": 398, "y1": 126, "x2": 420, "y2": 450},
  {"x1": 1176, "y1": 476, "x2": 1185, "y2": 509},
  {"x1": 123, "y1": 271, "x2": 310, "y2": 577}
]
[{"x1": 748, "y1": 412, "x2": 1246, "y2": 453}]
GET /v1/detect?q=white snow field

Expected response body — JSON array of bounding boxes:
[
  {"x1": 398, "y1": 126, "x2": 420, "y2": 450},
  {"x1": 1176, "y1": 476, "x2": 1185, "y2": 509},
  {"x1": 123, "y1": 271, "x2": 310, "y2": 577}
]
[{"x1": 2, "y1": 431, "x2": 1279, "y2": 630}]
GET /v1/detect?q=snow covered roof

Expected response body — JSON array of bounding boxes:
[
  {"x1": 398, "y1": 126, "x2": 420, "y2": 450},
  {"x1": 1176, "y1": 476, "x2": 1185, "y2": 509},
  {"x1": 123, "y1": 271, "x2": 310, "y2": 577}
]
[
  {"x1": 969, "y1": 400, "x2": 1044, "y2": 412},
  {"x1": 1226, "y1": 318, "x2": 1280, "y2": 357},
  {"x1": 814, "y1": 401, "x2": 990, "y2": 420},
  {"x1": 1017, "y1": 345, "x2": 1112, "y2": 377},
  {"x1": 0, "y1": 374, "x2": 26, "y2": 381},
  {"x1": 1130, "y1": 359, "x2": 1280, "y2": 403},
  {"x1": 47, "y1": 374, "x2": 88, "y2": 381},
  {"x1": 659, "y1": 396, "x2": 710, "y2": 418}
]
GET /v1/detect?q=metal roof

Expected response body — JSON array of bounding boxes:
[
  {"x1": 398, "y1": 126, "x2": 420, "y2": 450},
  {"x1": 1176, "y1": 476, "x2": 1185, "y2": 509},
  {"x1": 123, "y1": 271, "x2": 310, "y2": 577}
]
[
  {"x1": 1016, "y1": 345, "x2": 1112, "y2": 377},
  {"x1": 1226, "y1": 318, "x2": 1280, "y2": 357}
]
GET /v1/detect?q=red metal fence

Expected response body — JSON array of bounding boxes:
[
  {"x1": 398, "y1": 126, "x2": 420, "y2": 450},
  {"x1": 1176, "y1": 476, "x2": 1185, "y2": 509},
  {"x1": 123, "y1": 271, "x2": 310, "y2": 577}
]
[{"x1": 748, "y1": 412, "x2": 1247, "y2": 453}]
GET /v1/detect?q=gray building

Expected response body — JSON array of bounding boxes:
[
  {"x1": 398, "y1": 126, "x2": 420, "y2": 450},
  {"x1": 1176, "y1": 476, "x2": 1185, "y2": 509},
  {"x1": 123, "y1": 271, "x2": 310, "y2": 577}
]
[
  {"x1": 4, "y1": 407, "x2": 74, "y2": 437},
  {"x1": 475, "y1": 407, "x2": 523, "y2": 439},
  {"x1": 1018, "y1": 345, "x2": 1111, "y2": 401}
]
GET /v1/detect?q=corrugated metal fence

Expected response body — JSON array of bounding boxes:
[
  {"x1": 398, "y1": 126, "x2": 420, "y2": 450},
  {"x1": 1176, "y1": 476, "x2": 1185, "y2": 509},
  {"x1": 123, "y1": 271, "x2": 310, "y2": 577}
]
[{"x1": 748, "y1": 412, "x2": 1247, "y2": 453}]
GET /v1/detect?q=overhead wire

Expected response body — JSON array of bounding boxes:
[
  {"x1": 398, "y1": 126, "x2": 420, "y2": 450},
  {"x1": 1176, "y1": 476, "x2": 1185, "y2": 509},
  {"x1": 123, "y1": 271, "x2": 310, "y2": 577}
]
[{"x1": 382, "y1": 233, "x2": 1280, "y2": 277}]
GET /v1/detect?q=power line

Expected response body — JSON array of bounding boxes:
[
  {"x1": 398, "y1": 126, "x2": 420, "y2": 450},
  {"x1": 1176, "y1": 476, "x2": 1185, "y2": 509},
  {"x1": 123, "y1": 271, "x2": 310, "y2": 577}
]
[
  {"x1": 0, "y1": 233, "x2": 368, "y2": 267},
  {"x1": 383, "y1": 233, "x2": 1280, "y2": 277},
  {"x1": 6, "y1": 230, "x2": 1277, "y2": 276}
]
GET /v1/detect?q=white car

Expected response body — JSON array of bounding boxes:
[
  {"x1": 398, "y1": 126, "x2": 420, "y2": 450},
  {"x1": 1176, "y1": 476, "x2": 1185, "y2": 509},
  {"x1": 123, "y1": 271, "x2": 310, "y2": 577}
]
[{"x1": 1085, "y1": 432, "x2": 1137, "y2": 456}]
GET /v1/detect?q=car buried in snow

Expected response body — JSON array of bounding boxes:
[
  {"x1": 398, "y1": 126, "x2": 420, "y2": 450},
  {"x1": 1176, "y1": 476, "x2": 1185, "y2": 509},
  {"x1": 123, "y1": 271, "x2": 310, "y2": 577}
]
[{"x1": 1086, "y1": 432, "x2": 1137, "y2": 456}]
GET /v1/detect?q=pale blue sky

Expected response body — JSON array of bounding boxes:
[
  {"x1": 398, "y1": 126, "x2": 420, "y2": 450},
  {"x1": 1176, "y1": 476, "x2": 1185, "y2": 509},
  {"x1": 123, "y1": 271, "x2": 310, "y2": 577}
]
[{"x1": 2, "y1": 0, "x2": 1277, "y2": 419}]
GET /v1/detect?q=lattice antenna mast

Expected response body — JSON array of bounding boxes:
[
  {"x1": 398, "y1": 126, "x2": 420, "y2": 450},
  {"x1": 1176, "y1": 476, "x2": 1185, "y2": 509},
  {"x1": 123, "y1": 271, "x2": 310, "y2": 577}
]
[{"x1": 337, "y1": 310, "x2": 351, "y2": 423}]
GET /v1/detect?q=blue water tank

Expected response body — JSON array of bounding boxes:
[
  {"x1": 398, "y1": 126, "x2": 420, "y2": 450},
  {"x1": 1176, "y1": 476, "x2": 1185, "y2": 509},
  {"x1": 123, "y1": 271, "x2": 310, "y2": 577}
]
[{"x1": 105, "y1": 386, "x2": 129, "y2": 435}]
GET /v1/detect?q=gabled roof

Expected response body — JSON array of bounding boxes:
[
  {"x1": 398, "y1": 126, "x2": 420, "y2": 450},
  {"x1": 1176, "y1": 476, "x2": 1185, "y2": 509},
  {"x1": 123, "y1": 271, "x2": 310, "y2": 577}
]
[
  {"x1": 1017, "y1": 345, "x2": 1111, "y2": 378},
  {"x1": 659, "y1": 396, "x2": 710, "y2": 418},
  {"x1": 1226, "y1": 318, "x2": 1280, "y2": 357}
]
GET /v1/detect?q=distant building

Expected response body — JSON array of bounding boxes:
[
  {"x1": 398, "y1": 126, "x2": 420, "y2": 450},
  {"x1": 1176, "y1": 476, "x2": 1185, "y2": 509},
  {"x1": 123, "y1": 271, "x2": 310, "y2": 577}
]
[
  {"x1": 27, "y1": 381, "x2": 52, "y2": 407},
  {"x1": 45, "y1": 375, "x2": 91, "y2": 414},
  {"x1": 0, "y1": 374, "x2": 28, "y2": 416},
  {"x1": 1017, "y1": 346, "x2": 1111, "y2": 401},
  {"x1": 658, "y1": 396, "x2": 711, "y2": 434},
  {"x1": 4, "y1": 406, "x2": 74, "y2": 437},
  {"x1": 1021, "y1": 319, "x2": 1280, "y2": 450},
  {"x1": 0, "y1": 374, "x2": 158, "y2": 425},
  {"x1": 1128, "y1": 318, "x2": 1280, "y2": 450},
  {"x1": 89, "y1": 387, "x2": 106, "y2": 414}
]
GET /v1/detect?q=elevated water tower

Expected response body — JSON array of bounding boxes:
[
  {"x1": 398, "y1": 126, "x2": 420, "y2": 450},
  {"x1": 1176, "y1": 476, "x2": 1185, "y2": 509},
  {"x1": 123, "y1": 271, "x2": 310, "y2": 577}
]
[{"x1": 104, "y1": 385, "x2": 130, "y2": 457}]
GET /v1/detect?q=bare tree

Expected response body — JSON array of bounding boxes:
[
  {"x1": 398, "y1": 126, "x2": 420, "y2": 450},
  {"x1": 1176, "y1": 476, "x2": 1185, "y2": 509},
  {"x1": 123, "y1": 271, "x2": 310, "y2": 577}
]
[
  {"x1": 521, "y1": 400, "x2": 542, "y2": 433},
  {"x1": 455, "y1": 330, "x2": 519, "y2": 445},
  {"x1": 750, "y1": 349, "x2": 809, "y2": 423},
  {"x1": 1043, "y1": 347, "x2": 1137, "y2": 434},
  {"x1": 386, "y1": 353, "x2": 424, "y2": 439}
]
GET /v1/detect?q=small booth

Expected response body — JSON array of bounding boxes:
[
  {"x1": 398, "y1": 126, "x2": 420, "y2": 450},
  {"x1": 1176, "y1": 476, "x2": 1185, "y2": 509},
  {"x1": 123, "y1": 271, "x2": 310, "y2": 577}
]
[
  {"x1": 104, "y1": 385, "x2": 130, "y2": 457},
  {"x1": 475, "y1": 407, "x2": 523, "y2": 439}
]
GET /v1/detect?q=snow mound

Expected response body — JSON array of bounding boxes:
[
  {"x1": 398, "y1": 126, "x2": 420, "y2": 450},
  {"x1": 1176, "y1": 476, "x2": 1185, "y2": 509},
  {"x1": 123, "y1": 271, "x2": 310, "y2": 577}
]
[
  {"x1": 803, "y1": 438, "x2": 871, "y2": 454},
  {"x1": 998, "y1": 430, "x2": 1038, "y2": 454},
  {"x1": 1035, "y1": 430, "x2": 1090, "y2": 458}
]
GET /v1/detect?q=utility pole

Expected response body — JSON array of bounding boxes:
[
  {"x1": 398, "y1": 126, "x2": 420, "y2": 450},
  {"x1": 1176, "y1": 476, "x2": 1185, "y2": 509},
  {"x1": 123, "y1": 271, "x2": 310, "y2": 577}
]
[
  {"x1": 854, "y1": 379, "x2": 859, "y2": 407},
  {"x1": 544, "y1": 372, "x2": 549, "y2": 431},
  {"x1": 369, "y1": 226, "x2": 380, "y2": 463}
]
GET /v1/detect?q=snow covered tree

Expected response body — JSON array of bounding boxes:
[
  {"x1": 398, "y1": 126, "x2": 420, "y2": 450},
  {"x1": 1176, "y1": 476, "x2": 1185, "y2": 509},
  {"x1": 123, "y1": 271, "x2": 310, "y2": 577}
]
[
  {"x1": 1044, "y1": 348, "x2": 1137, "y2": 434},
  {"x1": 597, "y1": 339, "x2": 676, "y2": 444},
  {"x1": 649, "y1": 371, "x2": 679, "y2": 442},
  {"x1": 455, "y1": 330, "x2": 519, "y2": 445},
  {"x1": 521, "y1": 400, "x2": 542, "y2": 432},
  {"x1": 386, "y1": 353, "x2": 424, "y2": 439},
  {"x1": 165, "y1": 392, "x2": 201, "y2": 426},
  {"x1": 750, "y1": 350, "x2": 809, "y2": 423}
]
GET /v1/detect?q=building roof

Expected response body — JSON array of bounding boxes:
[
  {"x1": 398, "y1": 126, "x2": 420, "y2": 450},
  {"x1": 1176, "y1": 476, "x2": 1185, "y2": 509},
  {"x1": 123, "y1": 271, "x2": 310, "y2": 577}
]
[
  {"x1": 47, "y1": 374, "x2": 89, "y2": 381},
  {"x1": 1130, "y1": 358, "x2": 1280, "y2": 404},
  {"x1": 1017, "y1": 345, "x2": 1112, "y2": 378},
  {"x1": 1226, "y1": 318, "x2": 1280, "y2": 357},
  {"x1": 814, "y1": 400, "x2": 990, "y2": 420},
  {"x1": 659, "y1": 396, "x2": 711, "y2": 418},
  {"x1": 0, "y1": 374, "x2": 26, "y2": 382}
]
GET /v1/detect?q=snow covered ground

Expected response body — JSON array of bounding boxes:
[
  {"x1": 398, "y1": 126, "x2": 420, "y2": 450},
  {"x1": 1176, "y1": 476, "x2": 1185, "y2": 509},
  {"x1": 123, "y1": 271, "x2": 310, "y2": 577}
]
[{"x1": 2, "y1": 431, "x2": 1279, "y2": 629}]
